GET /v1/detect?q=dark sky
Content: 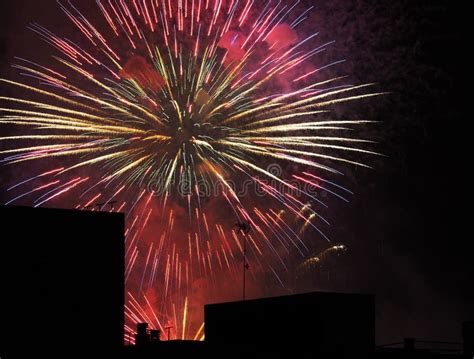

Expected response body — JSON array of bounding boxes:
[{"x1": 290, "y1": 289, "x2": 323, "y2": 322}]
[{"x1": 0, "y1": 0, "x2": 470, "y2": 345}]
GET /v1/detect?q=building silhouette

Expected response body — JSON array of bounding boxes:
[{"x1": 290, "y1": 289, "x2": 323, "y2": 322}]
[
  {"x1": 0, "y1": 205, "x2": 124, "y2": 359},
  {"x1": 205, "y1": 291, "x2": 374, "y2": 357},
  {"x1": 463, "y1": 321, "x2": 474, "y2": 356},
  {"x1": 124, "y1": 294, "x2": 470, "y2": 359},
  {"x1": 0, "y1": 205, "x2": 471, "y2": 359}
]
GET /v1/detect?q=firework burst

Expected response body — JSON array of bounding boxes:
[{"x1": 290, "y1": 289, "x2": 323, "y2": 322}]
[{"x1": 0, "y1": 0, "x2": 382, "y2": 340}]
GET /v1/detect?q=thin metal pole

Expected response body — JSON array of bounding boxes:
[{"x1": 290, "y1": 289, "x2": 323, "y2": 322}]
[{"x1": 243, "y1": 231, "x2": 246, "y2": 300}]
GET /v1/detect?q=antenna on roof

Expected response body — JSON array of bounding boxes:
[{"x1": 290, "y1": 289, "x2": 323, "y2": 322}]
[{"x1": 234, "y1": 221, "x2": 251, "y2": 300}]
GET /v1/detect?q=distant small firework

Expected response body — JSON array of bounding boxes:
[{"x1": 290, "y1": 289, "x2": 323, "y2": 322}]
[
  {"x1": 0, "y1": 0, "x2": 382, "y2": 340},
  {"x1": 297, "y1": 244, "x2": 348, "y2": 272}
]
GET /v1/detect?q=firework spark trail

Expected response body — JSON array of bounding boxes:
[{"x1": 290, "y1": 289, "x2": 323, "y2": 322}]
[{"x1": 0, "y1": 0, "x2": 382, "y2": 339}]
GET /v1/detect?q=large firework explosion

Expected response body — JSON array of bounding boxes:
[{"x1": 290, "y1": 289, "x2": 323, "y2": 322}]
[{"x1": 0, "y1": 0, "x2": 382, "y2": 340}]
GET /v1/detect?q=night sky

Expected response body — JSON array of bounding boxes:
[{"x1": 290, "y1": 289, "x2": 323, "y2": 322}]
[{"x1": 0, "y1": 0, "x2": 470, "y2": 345}]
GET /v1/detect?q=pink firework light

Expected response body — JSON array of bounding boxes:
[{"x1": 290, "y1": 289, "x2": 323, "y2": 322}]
[{"x1": 0, "y1": 0, "x2": 384, "y2": 340}]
